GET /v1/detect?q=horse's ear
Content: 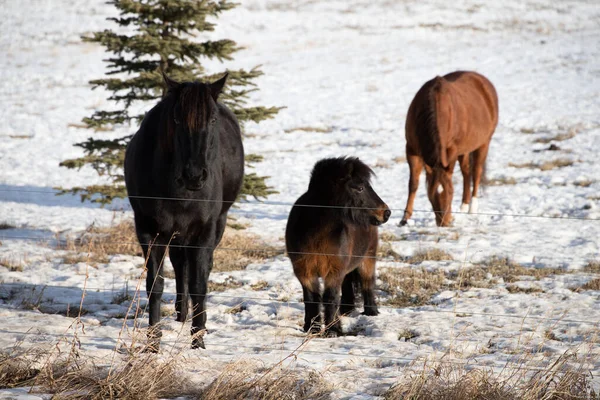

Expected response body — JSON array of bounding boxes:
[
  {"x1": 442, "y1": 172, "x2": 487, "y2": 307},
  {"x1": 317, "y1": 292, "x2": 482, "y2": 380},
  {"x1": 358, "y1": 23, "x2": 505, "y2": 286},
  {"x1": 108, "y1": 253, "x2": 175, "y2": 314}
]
[
  {"x1": 162, "y1": 71, "x2": 180, "y2": 92},
  {"x1": 210, "y1": 72, "x2": 228, "y2": 101}
]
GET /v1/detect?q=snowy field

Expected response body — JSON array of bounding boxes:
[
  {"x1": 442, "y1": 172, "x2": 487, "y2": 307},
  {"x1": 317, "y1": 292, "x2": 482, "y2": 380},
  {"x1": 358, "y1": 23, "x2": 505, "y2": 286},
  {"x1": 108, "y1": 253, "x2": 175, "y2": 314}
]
[{"x1": 1, "y1": 0, "x2": 600, "y2": 398}]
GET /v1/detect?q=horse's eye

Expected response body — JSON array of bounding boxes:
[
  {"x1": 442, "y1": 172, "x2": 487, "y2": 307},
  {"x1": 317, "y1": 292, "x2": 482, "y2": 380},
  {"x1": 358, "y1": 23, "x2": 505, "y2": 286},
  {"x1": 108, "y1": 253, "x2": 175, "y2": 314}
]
[
  {"x1": 354, "y1": 185, "x2": 365, "y2": 193},
  {"x1": 210, "y1": 117, "x2": 217, "y2": 125},
  {"x1": 174, "y1": 117, "x2": 180, "y2": 125}
]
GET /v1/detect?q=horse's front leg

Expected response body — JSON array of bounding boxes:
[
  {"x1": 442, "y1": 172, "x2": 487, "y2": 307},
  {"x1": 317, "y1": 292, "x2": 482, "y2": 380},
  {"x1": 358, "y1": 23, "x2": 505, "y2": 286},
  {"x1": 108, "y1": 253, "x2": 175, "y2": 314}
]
[
  {"x1": 137, "y1": 230, "x2": 168, "y2": 353},
  {"x1": 169, "y1": 247, "x2": 189, "y2": 323},
  {"x1": 400, "y1": 153, "x2": 423, "y2": 226},
  {"x1": 187, "y1": 232, "x2": 217, "y2": 349},
  {"x1": 339, "y1": 270, "x2": 357, "y2": 315},
  {"x1": 323, "y1": 273, "x2": 343, "y2": 337},
  {"x1": 458, "y1": 154, "x2": 471, "y2": 213}
]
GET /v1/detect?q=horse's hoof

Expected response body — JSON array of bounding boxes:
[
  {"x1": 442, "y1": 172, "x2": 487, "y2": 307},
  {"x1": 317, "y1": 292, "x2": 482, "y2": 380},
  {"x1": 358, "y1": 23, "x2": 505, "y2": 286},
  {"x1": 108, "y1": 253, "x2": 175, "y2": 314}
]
[
  {"x1": 323, "y1": 328, "x2": 342, "y2": 338},
  {"x1": 399, "y1": 219, "x2": 408, "y2": 227},
  {"x1": 362, "y1": 307, "x2": 379, "y2": 316},
  {"x1": 304, "y1": 323, "x2": 322, "y2": 334},
  {"x1": 191, "y1": 337, "x2": 206, "y2": 349}
]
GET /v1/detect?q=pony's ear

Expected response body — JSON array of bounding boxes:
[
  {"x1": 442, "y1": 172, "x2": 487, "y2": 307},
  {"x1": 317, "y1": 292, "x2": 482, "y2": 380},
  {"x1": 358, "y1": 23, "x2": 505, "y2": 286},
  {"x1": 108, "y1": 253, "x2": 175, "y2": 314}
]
[
  {"x1": 209, "y1": 72, "x2": 228, "y2": 101},
  {"x1": 162, "y1": 71, "x2": 180, "y2": 91}
]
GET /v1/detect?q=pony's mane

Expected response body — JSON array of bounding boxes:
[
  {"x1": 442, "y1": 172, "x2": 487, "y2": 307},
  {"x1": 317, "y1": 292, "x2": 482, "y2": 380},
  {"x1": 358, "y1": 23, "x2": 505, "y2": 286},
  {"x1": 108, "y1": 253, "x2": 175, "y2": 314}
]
[
  {"x1": 416, "y1": 76, "x2": 444, "y2": 168},
  {"x1": 308, "y1": 157, "x2": 374, "y2": 192}
]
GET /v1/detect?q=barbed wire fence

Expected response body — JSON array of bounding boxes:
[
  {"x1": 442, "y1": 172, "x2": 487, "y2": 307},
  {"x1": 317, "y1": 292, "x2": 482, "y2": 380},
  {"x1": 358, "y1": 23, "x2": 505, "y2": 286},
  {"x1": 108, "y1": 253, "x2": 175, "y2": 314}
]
[{"x1": 0, "y1": 186, "x2": 599, "y2": 372}]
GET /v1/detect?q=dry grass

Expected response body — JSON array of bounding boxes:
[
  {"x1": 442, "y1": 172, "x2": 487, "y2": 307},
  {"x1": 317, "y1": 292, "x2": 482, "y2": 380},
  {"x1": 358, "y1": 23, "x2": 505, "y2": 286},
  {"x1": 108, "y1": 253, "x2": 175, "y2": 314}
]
[
  {"x1": 379, "y1": 268, "x2": 447, "y2": 307},
  {"x1": 0, "y1": 346, "x2": 45, "y2": 388},
  {"x1": 214, "y1": 230, "x2": 284, "y2": 272},
  {"x1": 380, "y1": 231, "x2": 402, "y2": 242},
  {"x1": 250, "y1": 280, "x2": 269, "y2": 291},
  {"x1": 377, "y1": 242, "x2": 403, "y2": 262},
  {"x1": 60, "y1": 220, "x2": 141, "y2": 264},
  {"x1": 59, "y1": 220, "x2": 283, "y2": 272},
  {"x1": 384, "y1": 351, "x2": 598, "y2": 400},
  {"x1": 584, "y1": 260, "x2": 600, "y2": 273},
  {"x1": 201, "y1": 361, "x2": 331, "y2": 400},
  {"x1": 485, "y1": 176, "x2": 517, "y2": 186},
  {"x1": 408, "y1": 248, "x2": 454, "y2": 263},
  {"x1": 509, "y1": 158, "x2": 574, "y2": 171},
  {"x1": 0, "y1": 255, "x2": 25, "y2": 271},
  {"x1": 209, "y1": 276, "x2": 243, "y2": 292},
  {"x1": 379, "y1": 256, "x2": 567, "y2": 307},
  {"x1": 573, "y1": 179, "x2": 595, "y2": 187},
  {"x1": 572, "y1": 278, "x2": 600, "y2": 292},
  {"x1": 506, "y1": 285, "x2": 544, "y2": 294},
  {"x1": 284, "y1": 126, "x2": 333, "y2": 134},
  {"x1": 0, "y1": 222, "x2": 16, "y2": 230},
  {"x1": 533, "y1": 131, "x2": 576, "y2": 144}
]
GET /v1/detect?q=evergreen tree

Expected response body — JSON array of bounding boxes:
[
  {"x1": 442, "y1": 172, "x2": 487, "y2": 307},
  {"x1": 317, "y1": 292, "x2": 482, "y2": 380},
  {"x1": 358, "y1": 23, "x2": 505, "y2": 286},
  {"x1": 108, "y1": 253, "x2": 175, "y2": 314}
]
[{"x1": 60, "y1": 0, "x2": 280, "y2": 204}]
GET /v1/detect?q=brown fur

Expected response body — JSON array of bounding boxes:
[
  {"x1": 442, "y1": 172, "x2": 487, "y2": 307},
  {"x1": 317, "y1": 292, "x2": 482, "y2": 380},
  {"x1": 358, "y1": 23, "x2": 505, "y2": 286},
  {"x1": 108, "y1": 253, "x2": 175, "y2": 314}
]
[
  {"x1": 400, "y1": 71, "x2": 499, "y2": 227},
  {"x1": 286, "y1": 157, "x2": 390, "y2": 336}
]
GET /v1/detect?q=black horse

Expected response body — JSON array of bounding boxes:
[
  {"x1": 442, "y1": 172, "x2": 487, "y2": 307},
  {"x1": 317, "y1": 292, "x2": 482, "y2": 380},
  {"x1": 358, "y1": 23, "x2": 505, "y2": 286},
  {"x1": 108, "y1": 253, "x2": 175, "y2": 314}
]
[
  {"x1": 285, "y1": 157, "x2": 391, "y2": 337},
  {"x1": 124, "y1": 73, "x2": 244, "y2": 350}
]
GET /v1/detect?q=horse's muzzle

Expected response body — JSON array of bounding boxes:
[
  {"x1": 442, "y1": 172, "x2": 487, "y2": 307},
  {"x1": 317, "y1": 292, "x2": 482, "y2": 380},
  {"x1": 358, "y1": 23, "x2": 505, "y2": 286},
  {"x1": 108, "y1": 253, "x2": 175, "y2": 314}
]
[{"x1": 371, "y1": 208, "x2": 391, "y2": 226}]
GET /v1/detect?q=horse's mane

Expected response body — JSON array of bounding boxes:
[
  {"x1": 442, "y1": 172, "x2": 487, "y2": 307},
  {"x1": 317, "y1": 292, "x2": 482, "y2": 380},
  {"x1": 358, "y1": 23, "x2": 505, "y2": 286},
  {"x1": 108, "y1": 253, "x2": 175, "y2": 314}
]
[
  {"x1": 308, "y1": 157, "x2": 374, "y2": 194},
  {"x1": 159, "y1": 82, "x2": 213, "y2": 153},
  {"x1": 416, "y1": 76, "x2": 445, "y2": 168}
]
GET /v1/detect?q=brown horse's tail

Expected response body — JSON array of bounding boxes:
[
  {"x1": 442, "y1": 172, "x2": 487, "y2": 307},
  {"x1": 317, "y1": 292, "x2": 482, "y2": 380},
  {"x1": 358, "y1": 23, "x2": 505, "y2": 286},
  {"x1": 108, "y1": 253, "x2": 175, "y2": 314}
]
[{"x1": 419, "y1": 76, "x2": 448, "y2": 168}]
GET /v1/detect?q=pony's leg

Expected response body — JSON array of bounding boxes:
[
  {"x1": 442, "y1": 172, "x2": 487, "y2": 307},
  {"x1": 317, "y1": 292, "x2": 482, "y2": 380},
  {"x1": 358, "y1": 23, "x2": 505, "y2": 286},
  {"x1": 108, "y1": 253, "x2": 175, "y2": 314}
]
[
  {"x1": 339, "y1": 270, "x2": 357, "y2": 315},
  {"x1": 470, "y1": 143, "x2": 490, "y2": 214},
  {"x1": 187, "y1": 237, "x2": 215, "y2": 350},
  {"x1": 136, "y1": 229, "x2": 168, "y2": 352},
  {"x1": 458, "y1": 154, "x2": 471, "y2": 213},
  {"x1": 169, "y1": 247, "x2": 189, "y2": 323},
  {"x1": 359, "y1": 255, "x2": 379, "y2": 316},
  {"x1": 400, "y1": 154, "x2": 424, "y2": 226},
  {"x1": 323, "y1": 275, "x2": 343, "y2": 337},
  {"x1": 301, "y1": 277, "x2": 322, "y2": 333}
]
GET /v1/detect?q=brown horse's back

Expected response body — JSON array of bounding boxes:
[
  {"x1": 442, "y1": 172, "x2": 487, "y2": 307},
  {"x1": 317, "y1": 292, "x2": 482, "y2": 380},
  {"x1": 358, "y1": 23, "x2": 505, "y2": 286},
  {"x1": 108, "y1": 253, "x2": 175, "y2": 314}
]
[{"x1": 406, "y1": 71, "x2": 498, "y2": 168}]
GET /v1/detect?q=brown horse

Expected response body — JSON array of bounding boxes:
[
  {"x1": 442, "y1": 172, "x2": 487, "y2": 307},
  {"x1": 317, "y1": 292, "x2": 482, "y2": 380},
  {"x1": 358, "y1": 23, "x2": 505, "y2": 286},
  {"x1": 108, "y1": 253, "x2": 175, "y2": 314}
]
[
  {"x1": 399, "y1": 71, "x2": 499, "y2": 227},
  {"x1": 285, "y1": 157, "x2": 390, "y2": 337}
]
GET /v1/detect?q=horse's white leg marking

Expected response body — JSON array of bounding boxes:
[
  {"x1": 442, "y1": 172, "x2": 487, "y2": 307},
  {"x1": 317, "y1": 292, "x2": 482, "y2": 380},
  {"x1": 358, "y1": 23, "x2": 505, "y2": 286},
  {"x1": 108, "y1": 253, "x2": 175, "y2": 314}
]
[
  {"x1": 460, "y1": 203, "x2": 469, "y2": 213},
  {"x1": 469, "y1": 197, "x2": 479, "y2": 214}
]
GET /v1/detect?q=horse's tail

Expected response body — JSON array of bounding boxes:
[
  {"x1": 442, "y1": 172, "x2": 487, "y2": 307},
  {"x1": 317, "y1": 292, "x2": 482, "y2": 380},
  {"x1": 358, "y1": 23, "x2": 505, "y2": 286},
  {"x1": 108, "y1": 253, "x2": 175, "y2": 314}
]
[{"x1": 419, "y1": 76, "x2": 448, "y2": 168}]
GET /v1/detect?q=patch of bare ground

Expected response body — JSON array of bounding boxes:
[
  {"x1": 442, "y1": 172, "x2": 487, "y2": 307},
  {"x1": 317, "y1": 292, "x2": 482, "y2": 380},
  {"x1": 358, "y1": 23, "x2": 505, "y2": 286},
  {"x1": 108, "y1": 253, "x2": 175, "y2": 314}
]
[{"x1": 533, "y1": 131, "x2": 576, "y2": 144}]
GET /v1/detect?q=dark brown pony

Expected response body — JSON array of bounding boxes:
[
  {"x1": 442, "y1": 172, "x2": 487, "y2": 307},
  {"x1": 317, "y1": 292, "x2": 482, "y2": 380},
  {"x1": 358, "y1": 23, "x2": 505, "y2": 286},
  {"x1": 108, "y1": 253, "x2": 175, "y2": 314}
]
[
  {"x1": 399, "y1": 71, "x2": 499, "y2": 227},
  {"x1": 285, "y1": 157, "x2": 390, "y2": 337}
]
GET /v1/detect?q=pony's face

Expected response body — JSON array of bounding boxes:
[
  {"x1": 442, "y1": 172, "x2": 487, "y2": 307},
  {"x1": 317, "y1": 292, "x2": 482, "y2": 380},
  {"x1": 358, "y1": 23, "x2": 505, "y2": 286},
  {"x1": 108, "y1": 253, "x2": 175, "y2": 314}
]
[
  {"x1": 164, "y1": 73, "x2": 228, "y2": 191},
  {"x1": 343, "y1": 176, "x2": 391, "y2": 226},
  {"x1": 426, "y1": 168, "x2": 454, "y2": 227}
]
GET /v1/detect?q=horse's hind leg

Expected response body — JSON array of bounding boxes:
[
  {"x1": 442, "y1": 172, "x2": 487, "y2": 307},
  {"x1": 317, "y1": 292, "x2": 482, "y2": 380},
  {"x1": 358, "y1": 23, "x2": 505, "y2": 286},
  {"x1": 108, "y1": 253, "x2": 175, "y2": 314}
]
[
  {"x1": 458, "y1": 154, "x2": 471, "y2": 213},
  {"x1": 301, "y1": 277, "x2": 322, "y2": 333},
  {"x1": 400, "y1": 153, "x2": 424, "y2": 226},
  {"x1": 340, "y1": 270, "x2": 357, "y2": 315},
  {"x1": 169, "y1": 247, "x2": 189, "y2": 322},
  {"x1": 470, "y1": 142, "x2": 490, "y2": 214},
  {"x1": 359, "y1": 256, "x2": 379, "y2": 316}
]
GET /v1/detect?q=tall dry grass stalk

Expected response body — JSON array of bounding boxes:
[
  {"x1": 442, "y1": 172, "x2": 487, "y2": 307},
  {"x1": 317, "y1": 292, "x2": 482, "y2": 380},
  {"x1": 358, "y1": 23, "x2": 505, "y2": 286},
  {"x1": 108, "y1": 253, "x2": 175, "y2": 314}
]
[
  {"x1": 200, "y1": 360, "x2": 331, "y2": 400},
  {"x1": 384, "y1": 347, "x2": 599, "y2": 400}
]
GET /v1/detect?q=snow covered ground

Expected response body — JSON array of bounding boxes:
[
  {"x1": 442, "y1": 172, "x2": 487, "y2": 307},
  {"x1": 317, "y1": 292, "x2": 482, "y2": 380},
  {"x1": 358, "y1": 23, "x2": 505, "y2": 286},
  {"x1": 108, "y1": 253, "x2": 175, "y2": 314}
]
[{"x1": 1, "y1": 0, "x2": 600, "y2": 397}]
